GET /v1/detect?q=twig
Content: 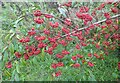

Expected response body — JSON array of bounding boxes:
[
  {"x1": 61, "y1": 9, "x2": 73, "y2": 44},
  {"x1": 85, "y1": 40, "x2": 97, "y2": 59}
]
[{"x1": 60, "y1": 14, "x2": 120, "y2": 39}]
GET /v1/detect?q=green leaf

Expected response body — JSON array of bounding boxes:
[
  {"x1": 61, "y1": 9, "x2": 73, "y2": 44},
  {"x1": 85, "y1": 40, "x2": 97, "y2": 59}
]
[
  {"x1": 15, "y1": 73, "x2": 19, "y2": 81},
  {"x1": 16, "y1": 62, "x2": 20, "y2": 74},
  {"x1": 5, "y1": 34, "x2": 10, "y2": 41},
  {"x1": 3, "y1": 51, "x2": 8, "y2": 62},
  {"x1": 88, "y1": 70, "x2": 96, "y2": 81},
  {"x1": 112, "y1": 73, "x2": 118, "y2": 78},
  {"x1": 11, "y1": 69, "x2": 16, "y2": 81},
  {"x1": 41, "y1": 48, "x2": 45, "y2": 61},
  {"x1": 33, "y1": 57, "x2": 38, "y2": 65},
  {"x1": 9, "y1": 43, "x2": 14, "y2": 54}
]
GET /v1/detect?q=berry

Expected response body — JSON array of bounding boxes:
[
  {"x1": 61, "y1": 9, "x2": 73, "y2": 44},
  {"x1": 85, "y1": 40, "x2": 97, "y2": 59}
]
[{"x1": 6, "y1": 61, "x2": 12, "y2": 68}]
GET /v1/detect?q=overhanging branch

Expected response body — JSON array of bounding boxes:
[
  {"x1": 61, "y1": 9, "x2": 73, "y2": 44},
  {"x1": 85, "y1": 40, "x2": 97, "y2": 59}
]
[{"x1": 60, "y1": 14, "x2": 120, "y2": 38}]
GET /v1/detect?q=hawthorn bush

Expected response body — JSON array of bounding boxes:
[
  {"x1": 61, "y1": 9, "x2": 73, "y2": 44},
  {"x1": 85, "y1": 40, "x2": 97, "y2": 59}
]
[{"x1": 0, "y1": 1, "x2": 120, "y2": 81}]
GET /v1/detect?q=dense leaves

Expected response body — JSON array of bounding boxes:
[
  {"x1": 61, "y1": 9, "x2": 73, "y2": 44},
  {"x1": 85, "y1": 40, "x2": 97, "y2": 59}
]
[{"x1": 1, "y1": 1, "x2": 120, "y2": 81}]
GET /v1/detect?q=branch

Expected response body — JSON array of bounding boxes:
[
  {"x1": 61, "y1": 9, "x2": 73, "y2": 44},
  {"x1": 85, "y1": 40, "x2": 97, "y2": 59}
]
[{"x1": 60, "y1": 14, "x2": 120, "y2": 39}]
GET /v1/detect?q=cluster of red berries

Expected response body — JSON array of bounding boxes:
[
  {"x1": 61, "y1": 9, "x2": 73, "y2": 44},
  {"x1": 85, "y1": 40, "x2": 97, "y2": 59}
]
[{"x1": 5, "y1": 2, "x2": 120, "y2": 78}]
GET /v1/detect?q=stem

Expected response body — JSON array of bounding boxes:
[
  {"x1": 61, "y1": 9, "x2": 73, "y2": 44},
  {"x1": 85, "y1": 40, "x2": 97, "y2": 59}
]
[{"x1": 59, "y1": 14, "x2": 120, "y2": 39}]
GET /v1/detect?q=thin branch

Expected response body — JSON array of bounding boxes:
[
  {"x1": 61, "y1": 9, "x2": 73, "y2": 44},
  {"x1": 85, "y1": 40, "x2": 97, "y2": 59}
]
[{"x1": 60, "y1": 14, "x2": 120, "y2": 39}]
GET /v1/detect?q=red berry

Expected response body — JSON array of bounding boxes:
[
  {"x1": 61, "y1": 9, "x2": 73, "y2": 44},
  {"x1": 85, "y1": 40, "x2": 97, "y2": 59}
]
[
  {"x1": 111, "y1": 7, "x2": 118, "y2": 13},
  {"x1": 34, "y1": 17, "x2": 44, "y2": 24},
  {"x1": 72, "y1": 56, "x2": 77, "y2": 61},
  {"x1": 34, "y1": 50, "x2": 41, "y2": 55},
  {"x1": 62, "y1": 27, "x2": 70, "y2": 34},
  {"x1": 104, "y1": 12, "x2": 110, "y2": 19},
  {"x1": 51, "y1": 63, "x2": 57, "y2": 69},
  {"x1": 55, "y1": 71, "x2": 62, "y2": 77},
  {"x1": 63, "y1": 2, "x2": 72, "y2": 7},
  {"x1": 88, "y1": 62, "x2": 94, "y2": 67},
  {"x1": 56, "y1": 54, "x2": 64, "y2": 59},
  {"x1": 76, "y1": 54, "x2": 83, "y2": 58},
  {"x1": 64, "y1": 18, "x2": 72, "y2": 26},
  {"x1": 6, "y1": 61, "x2": 12, "y2": 68},
  {"x1": 44, "y1": 14, "x2": 53, "y2": 18},
  {"x1": 118, "y1": 62, "x2": 120, "y2": 70},
  {"x1": 14, "y1": 52, "x2": 22, "y2": 58},
  {"x1": 24, "y1": 53, "x2": 29, "y2": 60},
  {"x1": 72, "y1": 63, "x2": 80, "y2": 68},
  {"x1": 62, "y1": 50, "x2": 70, "y2": 55},
  {"x1": 79, "y1": 6, "x2": 89, "y2": 13},
  {"x1": 88, "y1": 53, "x2": 92, "y2": 57},
  {"x1": 49, "y1": 22, "x2": 59, "y2": 28},
  {"x1": 33, "y1": 10, "x2": 42, "y2": 16},
  {"x1": 57, "y1": 62, "x2": 64, "y2": 67}
]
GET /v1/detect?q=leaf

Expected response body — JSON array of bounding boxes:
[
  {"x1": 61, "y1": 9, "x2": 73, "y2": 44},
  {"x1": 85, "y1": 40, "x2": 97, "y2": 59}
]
[
  {"x1": 9, "y1": 43, "x2": 14, "y2": 54},
  {"x1": 5, "y1": 69, "x2": 11, "y2": 77},
  {"x1": 88, "y1": 70, "x2": 96, "y2": 81},
  {"x1": 41, "y1": 48, "x2": 45, "y2": 61},
  {"x1": 33, "y1": 57, "x2": 38, "y2": 65},
  {"x1": 15, "y1": 73, "x2": 19, "y2": 81},
  {"x1": 11, "y1": 70, "x2": 16, "y2": 81},
  {"x1": 16, "y1": 62, "x2": 20, "y2": 74},
  {"x1": 112, "y1": 73, "x2": 118, "y2": 78},
  {"x1": 3, "y1": 51, "x2": 8, "y2": 62},
  {"x1": 5, "y1": 34, "x2": 10, "y2": 41}
]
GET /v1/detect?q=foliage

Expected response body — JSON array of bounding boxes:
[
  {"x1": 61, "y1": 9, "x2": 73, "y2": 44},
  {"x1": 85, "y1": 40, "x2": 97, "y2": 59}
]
[{"x1": 0, "y1": 1, "x2": 120, "y2": 81}]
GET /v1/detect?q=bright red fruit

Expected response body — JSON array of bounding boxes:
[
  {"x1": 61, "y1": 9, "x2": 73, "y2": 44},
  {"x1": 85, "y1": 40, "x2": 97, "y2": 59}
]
[
  {"x1": 72, "y1": 56, "x2": 77, "y2": 61},
  {"x1": 28, "y1": 30, "x2": 36, "y2": 36},
  {"x1": 6, "y1": 61, "x2": 12, "y2": 68},
  {"x1": 57, "y1": 62, "x2": 64, "y2": 67},
  {"x1": 76, "y1": 54, "x2": 83, "y2": 58},
  {"x1": 105, "y1": 19, "x2": 112, "y2": 25},
  {"x1": 64, "y1": 18, "x2": 72, "y2": 26},
  {"x1": 62, "y1": 50, "x2": 70, "y2": 55},
  {"x1": 75, "y1": 44, "x2": 81, "y2": 49},
  {"x1": 58, "y1": 39, "x2": 67, "y2": 46},
  {"x1": 34, "y1": 17, "x2": 44, "y2": 24},
  {"x1": 51, "y1": 63, "x2": 57, "y2": 69},
  {"x1": 111, "y1": 7, "x2": 118, "y2": 13},
  {"x1": 79, "y1": 6, "x2": 89, "y2": 13},
  {"x1": 33, "y1": 10, "x2": 42, "y2": 16},
  {"x1": 55, "y1": 71, "x2": 62, "y2": 77},
  {"x1": 19, "y1": 37, "x2": 30, "y2": 43},
  {"x1": 49, "y1": 22, "x2": 59, "y2": 28},
  {"x1": 34, "y1": 50, "x2": 41, "y2": 55},
  {"x1": 63, "y1": 2, "x2": 72, "y2": 7},
  {"x1": 72, "y1": 63, "x2": 80, "y2": 68},
  {"x1": 56, "y1": 54, "x2": 64, "y2": 59},
  {"x1": 43, "y1": 29, "x2": 50, "y2": 35},
  {"x1": 88, "y1": 62, "x2": 94, "y2": 67},
  {"x1": 96, "y1": 43, "x2": 100, "y2": 49},
  {"x1": 88, "y1": 53, "x2": 92, "y2": 57},
  {"x1": 118, "y1": 62, "x2": 120, "y2": 70},
  {"x1": 44, "y1": 14, "x2": 53, "y2": 18},
  {"x1": 62, "y1": 27, "x2": 70, "y2": 34},
  {"x1": 14, "y1": 52, "x2": 22, "y2": 58},
  {"x1": 24, "y1": 53, "x2": 29, "y2": 60},
  {"x1": 104, "y1": 12, "x2": 110, "y2": 19}
]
